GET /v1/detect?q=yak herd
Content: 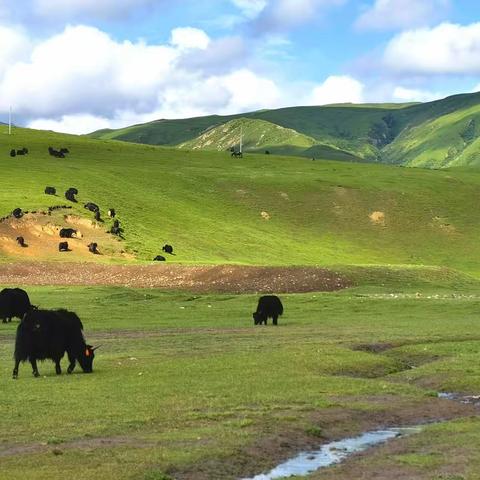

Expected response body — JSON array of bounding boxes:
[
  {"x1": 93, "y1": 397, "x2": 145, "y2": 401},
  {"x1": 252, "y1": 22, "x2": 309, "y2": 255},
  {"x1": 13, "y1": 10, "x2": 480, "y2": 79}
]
[
  {"x1": 1, "y1": 288, "x2": 283, "y2": 379},
  {"x1": 7, "y1": 145, "x2": 175, "y2": 260}
]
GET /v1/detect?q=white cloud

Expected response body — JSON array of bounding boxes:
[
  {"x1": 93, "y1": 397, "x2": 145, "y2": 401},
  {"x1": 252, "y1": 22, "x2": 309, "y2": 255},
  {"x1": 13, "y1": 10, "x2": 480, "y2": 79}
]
[
  {"x1": 356, "y1": 0, "x2": 450, "y2": 31},
  {"x1": 0, "y1": 24, "x2": 291, "y2": 133},
  {"x1": 32, "y1": 0, "x2": 157, "y2": 20},
  {"x1": 28, "y1": 114, "x2": 112, "y2": 134},
  {"x1": 170, "y1": 27, "x2": 211, "y2": 50},
  {"x1": 392, "y1": 86, "x2": 442, "y2": 102},
  {"x1": 310, "y1": 75, "x2": 365, "y2": 105},
  {"x1": 384, "y1": 22, "x2": 480, "y2": 74},
  {"x1": 0, "y1": 26, "x2": 31, "y2": 76}
]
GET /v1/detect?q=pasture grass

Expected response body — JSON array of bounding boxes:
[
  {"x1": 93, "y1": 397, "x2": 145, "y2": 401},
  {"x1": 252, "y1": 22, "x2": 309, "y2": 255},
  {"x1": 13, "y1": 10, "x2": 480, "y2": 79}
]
[
  {"x1": 2, "y1": 127, "x2": 480, "y2": 276},
  {"x1": 1, "y1": 284, "x2": 480, "y2": 478}
]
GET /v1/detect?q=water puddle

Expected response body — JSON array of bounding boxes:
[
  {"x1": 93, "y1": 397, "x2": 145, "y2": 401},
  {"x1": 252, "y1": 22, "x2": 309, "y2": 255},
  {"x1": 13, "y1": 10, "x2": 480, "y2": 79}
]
[
  {"x1": 241, "y1": 427, "x2": 421, "y2": 480},
  {"x1": 438, "y1": 392, "x2": 480, "y2": 406},
  {"x1": 242, "y1": 392, "x2": 480, "y2": 480}
]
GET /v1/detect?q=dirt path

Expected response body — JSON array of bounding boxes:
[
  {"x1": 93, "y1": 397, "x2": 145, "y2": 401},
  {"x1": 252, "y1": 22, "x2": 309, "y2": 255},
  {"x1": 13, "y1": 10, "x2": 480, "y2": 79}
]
[{"x1": 0, "y1": 263, "x2": 351, "y2": 293}]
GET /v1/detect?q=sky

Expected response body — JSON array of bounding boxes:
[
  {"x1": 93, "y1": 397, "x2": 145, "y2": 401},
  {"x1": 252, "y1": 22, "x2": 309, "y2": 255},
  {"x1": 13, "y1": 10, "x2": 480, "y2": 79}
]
[{"x1": 1, "y1": 0, "x2": 480, "y2": 134}]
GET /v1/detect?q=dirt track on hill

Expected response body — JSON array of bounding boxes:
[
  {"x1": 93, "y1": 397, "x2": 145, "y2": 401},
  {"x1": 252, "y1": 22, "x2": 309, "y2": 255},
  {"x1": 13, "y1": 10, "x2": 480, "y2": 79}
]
[{"x1": 0, "y1": 263, "x2": 351, "y2": 293}]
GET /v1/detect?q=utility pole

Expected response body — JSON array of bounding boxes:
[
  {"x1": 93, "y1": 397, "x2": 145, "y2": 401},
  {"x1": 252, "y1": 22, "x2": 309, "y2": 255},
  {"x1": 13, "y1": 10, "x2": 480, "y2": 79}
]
[{"x1": 239, "y1": 125, "x2": 243, "y2": 155}]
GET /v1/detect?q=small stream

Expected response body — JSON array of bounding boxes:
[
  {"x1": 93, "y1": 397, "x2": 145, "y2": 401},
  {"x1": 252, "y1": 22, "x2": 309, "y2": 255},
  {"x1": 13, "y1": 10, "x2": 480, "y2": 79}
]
[
  {"x1": 241, "y1": 427, "x2": 421, "y2": 480},
  {"x1": 241, "y1": 392, "x2": 476, "y2": 480}
]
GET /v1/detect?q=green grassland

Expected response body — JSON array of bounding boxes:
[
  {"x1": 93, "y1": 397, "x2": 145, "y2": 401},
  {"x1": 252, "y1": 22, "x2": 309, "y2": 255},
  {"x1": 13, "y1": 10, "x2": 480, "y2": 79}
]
[
  {"x1": 2, "y1": 125, "x2": 480, "y2": 479},
  {"x1": 90, "y1": 92, "x2": 480, "y2": 168},
  {"x1": 1, "y1": 285, "x2": 480, "y2": 479},
  {"x1": 2, "y1": 126, "x2": 480, "y2": 276}
]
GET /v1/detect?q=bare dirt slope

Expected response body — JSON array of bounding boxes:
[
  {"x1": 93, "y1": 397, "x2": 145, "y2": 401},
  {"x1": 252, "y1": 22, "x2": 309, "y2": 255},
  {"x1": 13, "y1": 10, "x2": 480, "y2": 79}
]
[
  {"x1": 0, "y1": 210, "x2": 129, "y2": 261},
  {"x1": 0, "y1": 263, "x2": 351, "y2": 293}
]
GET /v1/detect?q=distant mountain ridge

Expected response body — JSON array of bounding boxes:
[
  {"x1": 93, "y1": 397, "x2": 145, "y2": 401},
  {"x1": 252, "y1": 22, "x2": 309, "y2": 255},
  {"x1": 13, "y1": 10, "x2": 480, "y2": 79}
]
[{"x1": 89, "y1": 92, "x2": 480, "y2": 167}]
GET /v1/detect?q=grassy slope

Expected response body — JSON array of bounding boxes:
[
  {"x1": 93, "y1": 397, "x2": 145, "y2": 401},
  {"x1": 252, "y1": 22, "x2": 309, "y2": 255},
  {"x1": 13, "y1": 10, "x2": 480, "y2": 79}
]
[
  {"x1": 3, "y1": 126, "x2": 480, "y2": 276},
  {"x1": 2, "y1": 285, "x2": 480, "y2": 479},
  {"x1": 89, "y1": 92, "x2": 480, "y2": 168},
  {"x1": 177, "y1": 117, "x2": 361, "y2": 161}
]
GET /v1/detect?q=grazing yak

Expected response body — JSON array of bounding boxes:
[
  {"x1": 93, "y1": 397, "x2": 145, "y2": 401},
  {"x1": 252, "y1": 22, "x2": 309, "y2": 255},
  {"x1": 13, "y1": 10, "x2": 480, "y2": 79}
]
[
  {"x1": 162, "y1": 244, "x2": 174, "y2": 255},
  {"x1": 88, "y1": 242, "x2": 98, "y2": 254},
  {"x1": 12, "y1": 309, "x2": 97, "y2": 378},
  {"x1": 12, "y1": 208, "x2": 23, "y2": 219},
  {"x1": 65, "y1": 187, "x2": 78, "y2": 202},
  {"x1": 16, "y1": 236, "x2": 27, "y2": 247},
  {"x1": 59, "y1": 228, "x2": 77, "y2": 238},
  {"x1": 58, "y1": 242, "x2": 69, "y2": 252},
  {"x1": 48, "y1": 147, "x2": 65, "y2": 158},
  {"x1": 253, "y1": 295, "x2": 284, "y2": 325},
  {"x1": 45, "y1": 186, "x2": 56, "y2": 195},
  {"x1": 84, "y1": 202, "x2": 99, "y2": 213},
  {"x1": 107, "y1": 208, "x2": 116, "y2": 218},
  {"x1": 94, "y1": 210, "x2": 102, "y2": 222},
  {"x1": 16, "y1": 148, "x2": 28, "y2": 155},
  {"x1": 153, "y1": 255, "x2": 166, "y2": 261},
  {"x1": 10, "y1": 149, "x2": 16, "y2": 157},
  {"x1": 110, "y1": 224, "x2": 123, "y2": 236},
  {"x1": 0, "y1": 288, "x2": 34, "y2": 323}
]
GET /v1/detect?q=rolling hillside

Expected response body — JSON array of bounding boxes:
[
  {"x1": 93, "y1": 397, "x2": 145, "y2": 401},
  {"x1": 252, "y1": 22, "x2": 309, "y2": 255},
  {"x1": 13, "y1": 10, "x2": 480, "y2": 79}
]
[
  {"x1": 2, "y1": 126, "x2": 480, "y2": 277},
  {"x1": 90, "y1": 92, "x2": 480, "y2": 168}
]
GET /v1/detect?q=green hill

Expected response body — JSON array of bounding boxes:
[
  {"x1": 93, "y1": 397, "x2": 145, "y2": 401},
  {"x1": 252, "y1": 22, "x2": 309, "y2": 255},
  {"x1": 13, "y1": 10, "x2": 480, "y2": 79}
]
[
  {"x1": 89, "y1": 92, "x2": 480, "y2": 168},
  {"x1": 2, "y1": 126, "x2": 480, "y2": 278},
  {"x1": 177, "y1": 117, "x2": 361, "y2": 161}
]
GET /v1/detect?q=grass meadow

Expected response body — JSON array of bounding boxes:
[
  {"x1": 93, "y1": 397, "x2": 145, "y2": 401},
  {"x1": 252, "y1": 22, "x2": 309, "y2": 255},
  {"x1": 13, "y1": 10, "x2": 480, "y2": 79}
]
[
  {"x1": 1, "y1": 127, "x2": 480, "y2": 479},
  {"x1": 2, "y1": 127, "x2": 480, "y2": 275},
  {"x1": 1, "y1": 282, "x2": 480, "y2": 479}
]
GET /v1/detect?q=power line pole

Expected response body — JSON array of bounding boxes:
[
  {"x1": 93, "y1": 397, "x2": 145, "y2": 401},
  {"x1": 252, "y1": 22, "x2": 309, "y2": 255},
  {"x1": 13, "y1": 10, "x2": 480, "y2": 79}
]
[{"x1": 239, "y1": 125, "x2": 243, "y2": 154}]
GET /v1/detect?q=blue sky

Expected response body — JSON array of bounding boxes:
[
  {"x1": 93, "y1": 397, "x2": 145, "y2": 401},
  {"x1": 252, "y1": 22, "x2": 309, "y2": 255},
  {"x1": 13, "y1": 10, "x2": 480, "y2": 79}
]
[{"x1": 1, "y1": 0, "x2": 480, "y2": 133}]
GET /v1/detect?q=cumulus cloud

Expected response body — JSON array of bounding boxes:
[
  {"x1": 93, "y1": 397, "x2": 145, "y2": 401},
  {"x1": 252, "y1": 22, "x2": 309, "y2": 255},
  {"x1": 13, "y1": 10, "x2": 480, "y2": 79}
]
[
  {"x1": 356, "y1": 0, "x2": 450, "y2": 31},
  {"x1": 28, "y1": 114, "x2": 112, "y2": 134},
  {"x1": 0, "y1": 23, "x2": 291, "y2": 133},
  {"x1": 32, "y1": 0, "x2": 158, "y2": 20},
  {"x1": 384, "y1": 22, "x2": 480, "y2": 75},
  {"x1": 310, "y1": 75, "x2": 365, "y2": 105},
  {"x1": 0, "y1": 26, "x2": 31, "y2": 76},
  {"x1": 170, "y1": 27, "x2": 211, "y2": 51}
]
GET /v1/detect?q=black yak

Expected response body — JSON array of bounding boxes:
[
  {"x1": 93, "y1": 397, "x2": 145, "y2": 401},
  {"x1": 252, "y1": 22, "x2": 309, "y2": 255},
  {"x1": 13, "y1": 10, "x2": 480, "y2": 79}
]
[
  {"x1": 12, "y1": 309, "x2": 97, "y2": 378},
  {"x1": 94, "y1": 210, "x2": 102, "y2": 222},
  {"x1": 12, "y1": 208, "x2": 23, "y2": 219},
  {"x1": 153, "y1": 255, "x2": 166, "y2": 261},
  {"x1": 10, "y1": 149, "x2": 16, "y2": 157},
  {"x1": 59, "y1": 148, "x2": 69, "y2": 154},
  {"x1": 65, "y1": 188, "x2": 78, "y2": 202},
  {"x1": 59, "y1": 228, "x2": 77, "y2": 238},
  {"x1": 45, "y1": 186, "x2": 56, "y2": 195},
  {"x1": 16, "y1": 236, "x2": 27, "y2": 247},
  {"x1": 162, "y1": 244, "x2": 174, "y2": 255},
  {"x1": 107, "y1": 208, "x2": 116, "y2": 218},
  {"x1": 110, "y1": 225, "x2": 122, "y2": 236},
  {"x1": 58, "y1": 241, "x2": 69, "y2": 252},
  {"x1": 0, "y1": 288, "x2": 34, "y2": 323},
  {"x1": 88, "y1": 242, "x2": 98, "y2": 254},
  {"x1": 253, "y1": 295, "x2": 283, "y2": 325},
  {"x1": 84, "y1": 202, "x2": 99, "y2": 213}
]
